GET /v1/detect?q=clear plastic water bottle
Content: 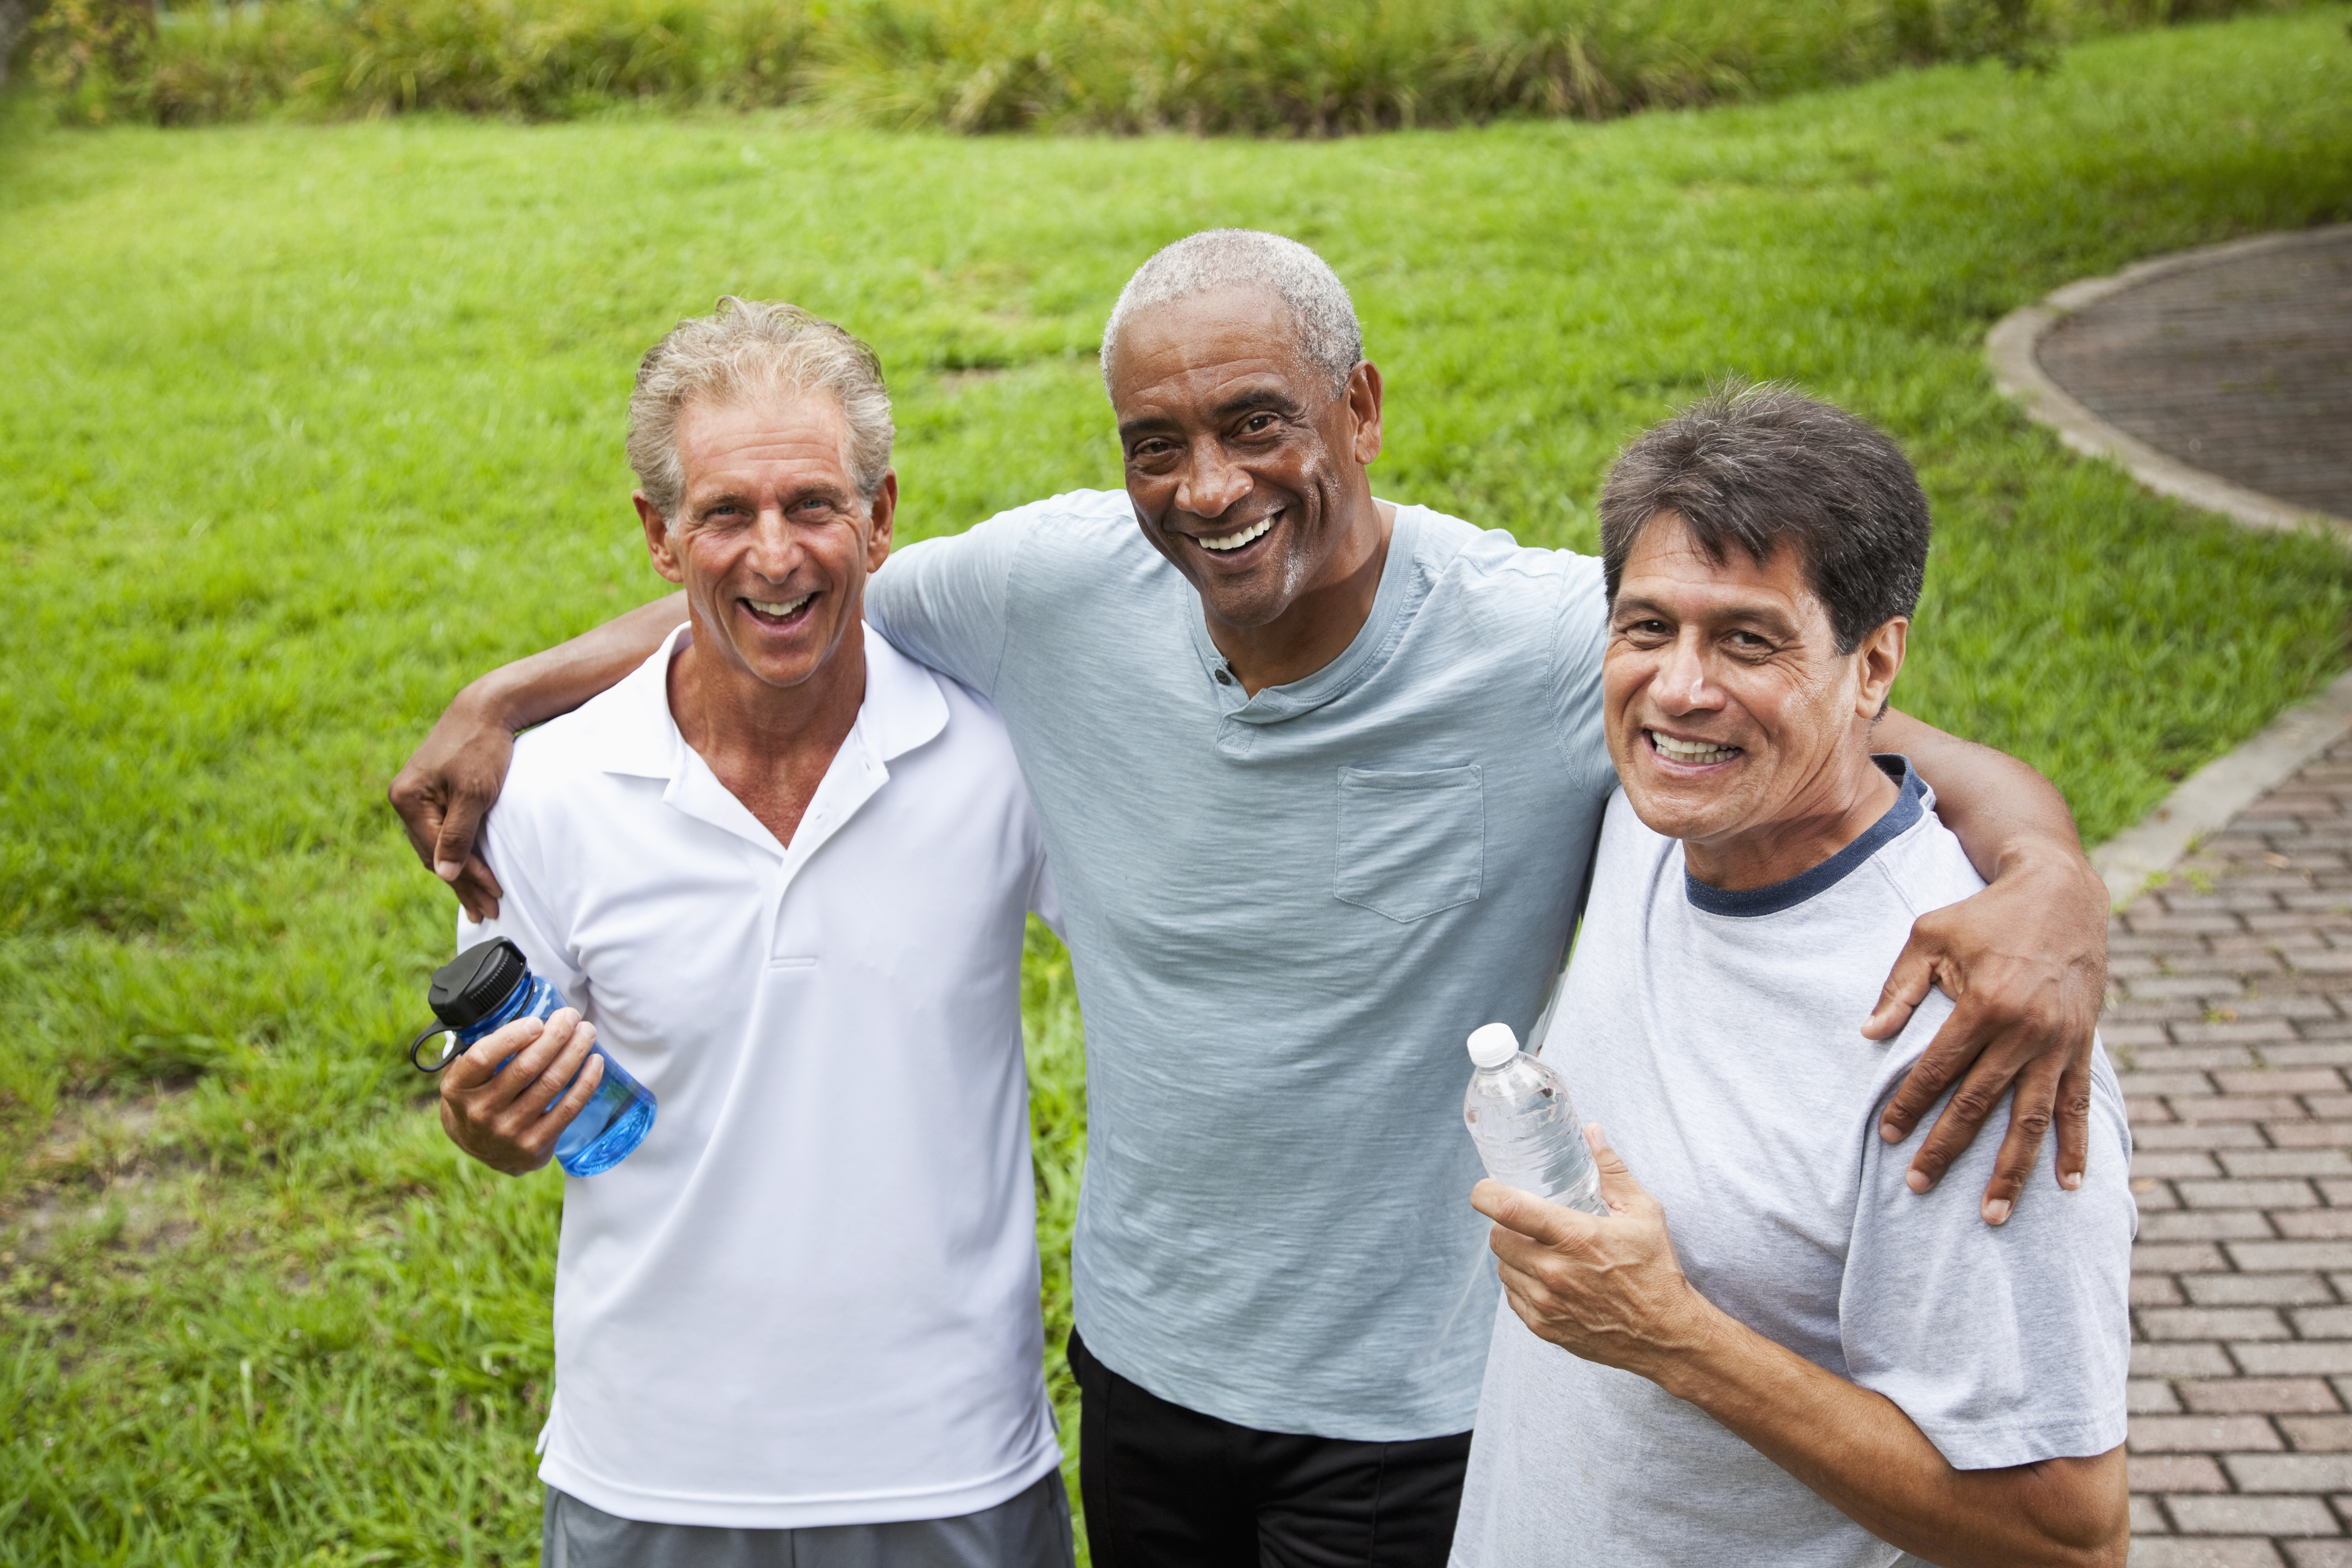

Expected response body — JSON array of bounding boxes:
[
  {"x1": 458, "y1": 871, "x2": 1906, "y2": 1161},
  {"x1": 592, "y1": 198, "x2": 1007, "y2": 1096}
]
[
  {"x1": 1463, "y1": 1023, "x2": 1606, "y2": 1216},
  {"x1": 414, "y1": 938, "x2": 657, "y2": 1177}
]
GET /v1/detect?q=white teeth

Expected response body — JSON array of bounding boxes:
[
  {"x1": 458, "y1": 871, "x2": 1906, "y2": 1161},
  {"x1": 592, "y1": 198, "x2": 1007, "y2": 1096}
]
[
  {"x1": 748, "y1": 595, "x2": 812, "y2": 618},
  {"x1": 1198, "y1": 518, "x2": 1272, "y2": 552},
  {"x1": 1650, "y1": 730, "x2": 1740, "y2": 763}
]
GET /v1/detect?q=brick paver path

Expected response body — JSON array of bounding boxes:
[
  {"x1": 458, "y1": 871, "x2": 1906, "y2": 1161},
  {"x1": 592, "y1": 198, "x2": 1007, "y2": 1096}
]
[
  {"x1": 2112, "y1": 737, "x2": 2352, "y2": 1566},
  {"x1": 2036, "y1": 227, "x2": 2352, "y2": 522}
]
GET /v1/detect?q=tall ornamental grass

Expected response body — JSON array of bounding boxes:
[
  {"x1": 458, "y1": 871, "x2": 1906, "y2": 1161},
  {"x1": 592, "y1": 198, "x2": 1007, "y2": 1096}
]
[{"x1": 10, "y1": 0, "x2": 2316, "y2": 130}]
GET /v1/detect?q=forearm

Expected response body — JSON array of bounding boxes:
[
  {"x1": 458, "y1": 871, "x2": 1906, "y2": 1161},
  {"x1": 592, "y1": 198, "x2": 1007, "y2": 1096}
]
[
  {"x1": 1656, "y1": 1311, "x2": 2124, "y2": 1568},
  {"x1": 1876, "y1": 708, "x2": 2084, "y2": 884},
  {"x1": 468, "y1": 591, "x2": 688, "y2": 731}
]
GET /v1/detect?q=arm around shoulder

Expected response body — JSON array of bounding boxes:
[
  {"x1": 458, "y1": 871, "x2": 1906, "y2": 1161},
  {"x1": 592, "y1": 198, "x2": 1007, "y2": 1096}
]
[
  {"x1": 1864, "y1": 708, "x2": 2109, "y2": 1221},
  {"x1": 388, "y1": 592, "x2": 685, "y2": 920}
]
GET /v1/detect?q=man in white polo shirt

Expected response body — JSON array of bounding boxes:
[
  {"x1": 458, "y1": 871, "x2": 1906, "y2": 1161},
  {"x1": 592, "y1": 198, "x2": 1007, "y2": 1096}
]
[{"x1": 432, "y1": 299, "x2": 1072, "y2": 1567}]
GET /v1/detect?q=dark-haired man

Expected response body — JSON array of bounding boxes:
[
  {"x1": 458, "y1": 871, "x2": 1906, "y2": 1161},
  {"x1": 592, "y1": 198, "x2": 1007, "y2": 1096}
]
[
  {"x1": 1454, "y1": 388, "x2": 2131, "y2": 1568},
  {"x1": 392, "y1": 235, "x2": 2112, "y2": 1565}
]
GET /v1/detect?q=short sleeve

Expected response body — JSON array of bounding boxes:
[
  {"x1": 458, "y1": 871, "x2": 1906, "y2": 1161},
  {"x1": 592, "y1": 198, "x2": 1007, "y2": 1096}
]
[
  {"x1": 456, "y1": 806, "x2": 588, "y2": 1007},
  {"x1": 864, "y1": 510, "x2": 1031, "y2": 697},
  {"x1": 1839, "y1": 1028, "x2": 2137, "y2": 1470},
  {"x1": 1544, "y1": 552, "x2": 1614, "y2": 812}
]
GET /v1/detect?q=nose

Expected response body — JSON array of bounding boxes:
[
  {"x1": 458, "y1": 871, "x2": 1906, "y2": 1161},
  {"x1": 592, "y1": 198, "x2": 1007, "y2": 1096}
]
[
  {"x1": 1654, "y1": 629, "x2": 1721, "y2": 713},
  {"x1": 743, "y1": 505, "x2": 803, "y2": 581},
  {"x1": 1175, "y1": 440, "x2": 1251, "y2": 521}
]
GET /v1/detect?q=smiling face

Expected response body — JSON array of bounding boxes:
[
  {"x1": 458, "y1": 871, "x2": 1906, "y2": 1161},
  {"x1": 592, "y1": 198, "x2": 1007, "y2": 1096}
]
[
  {"x1": 635, "y1": 390, "x2": 894, "y2": 694},
  {"x1": 1107, "y1": 285, "x2": 1384, "y2": 637},
  {"x1": 1605, "y1": 512, "x2": 1908, "y2": 887}
]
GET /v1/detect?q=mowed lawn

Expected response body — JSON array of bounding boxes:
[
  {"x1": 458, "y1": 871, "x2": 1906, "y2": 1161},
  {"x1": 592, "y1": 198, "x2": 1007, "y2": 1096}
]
[{"x1": 4, "y1": 10, "x2": 2352, "y2": 1563}]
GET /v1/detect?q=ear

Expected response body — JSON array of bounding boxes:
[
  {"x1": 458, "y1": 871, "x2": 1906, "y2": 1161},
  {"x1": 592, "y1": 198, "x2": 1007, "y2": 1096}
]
[
  {"x1": 1347, "y1": 360, "x2": 1385, "y2": 468},
  {"x1": 1853, "y1": 616, "x2": 1908, "y2": 720},
  {"x1": 636, "y1": 491, "x2": 686, "y2": 586},
  {"x1": 865, "y1": 470, "x2": 898, "y2": 574}
]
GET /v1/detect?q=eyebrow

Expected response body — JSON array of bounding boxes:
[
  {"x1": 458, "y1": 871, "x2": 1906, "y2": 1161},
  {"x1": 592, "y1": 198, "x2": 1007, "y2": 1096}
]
[
  {"x1": 1613, "y1": 594, "x2": 1806, "y2": 640},
  {"x1": 688, "y1": 481, "x2": 850, "y2": 516},
  {"x1": 1117, "y1": 385, "x2": 1304, "y2": 443}
]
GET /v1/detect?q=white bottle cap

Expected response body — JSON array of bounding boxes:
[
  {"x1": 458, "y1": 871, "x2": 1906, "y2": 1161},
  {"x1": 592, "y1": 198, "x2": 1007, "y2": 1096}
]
[{"x1": 1466, "y1": 1023, "x2": 1520, "y2": 1069}]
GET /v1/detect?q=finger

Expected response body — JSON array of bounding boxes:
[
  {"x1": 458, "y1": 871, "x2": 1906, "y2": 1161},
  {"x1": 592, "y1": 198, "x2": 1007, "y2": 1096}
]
[
  {"x1": 1968, "y1": 1052, "x2": 2061, "y2": 1226},
  {"x1": 527, "y1": 1019, "x2": 599, "y2": 1117},
  {"x1": 452, "y1": 854, "x2": 504, "y2": 923},
  {"x1": 1878, "y1": 995, "x2": 1982, "y2": 1151},
  {"x1": 2054, "y1": 1052, "x2": 2094, "y2": 1193},
  {"x1": 389, "y1": 768, "x2": 445, "y2": 872},
  {"x1": 536, "y1": 1050, "x2": 606, "y2": 1142},
  {"x1": 434, "y1": 794, "x2": 490, "y2": 886},
  {"x1": 1902, "y1": 1008, "x2": 2029, "y2": 1200},
  {"x1": 1584, "y1": 1123, "x2": 1643, "y2": 1213},
  {"x1": 1472, "y1": 1178, "x2": 1584, "y2": 1248},
  {"x1": 439, "y1": 1015, "x2": 543, "y2": 1093},
  {"x1": 475, "y1": 1013, "x2": 579, "y2": 1112},
  {"x1": 1862, "y1": 927, "x2": 1940, "y2": 1042}
]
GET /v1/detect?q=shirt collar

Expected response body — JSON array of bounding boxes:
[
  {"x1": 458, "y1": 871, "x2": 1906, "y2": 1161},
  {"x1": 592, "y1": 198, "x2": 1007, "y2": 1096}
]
[
  {"x1": 1191, "y1": 502, "x2": 1426, "y2": 725},
  {"x1": 1682, "y1": 754, "x2": 1926, "y2": 919},
  {"x1": 592, "y1": 619, "x2": 948, "y2": 783}
]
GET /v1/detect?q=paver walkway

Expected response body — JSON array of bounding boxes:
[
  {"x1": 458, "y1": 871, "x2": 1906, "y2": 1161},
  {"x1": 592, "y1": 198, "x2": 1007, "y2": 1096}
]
[
  {"x1": 2113, "y1": 738, "x2": 2352, "y2": 1566},
  {"x1": 2035, "y1": 227, "x2": 2352, "y2": 521}
]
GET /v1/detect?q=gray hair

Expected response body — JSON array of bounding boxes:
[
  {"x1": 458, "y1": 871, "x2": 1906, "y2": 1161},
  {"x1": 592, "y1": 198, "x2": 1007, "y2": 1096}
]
[
  {"x1": 627, "y1": 298, "x2": 894, "y2": 525},
  {"x1": 1597, "y1": 384, "x2": 1931, "y2": 655},
  {"x1": 1099, "y1": 229, "x2": 1364, "y2": 400}
]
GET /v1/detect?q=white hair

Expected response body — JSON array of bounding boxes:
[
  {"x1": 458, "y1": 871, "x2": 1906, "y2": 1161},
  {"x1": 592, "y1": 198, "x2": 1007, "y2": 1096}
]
[
  {"x1": 1099, "y1": 229, "x2": 1364, "y2": 400},
  {"x1": 626, "y1": 297, "x2": 894, "y2": 525}
]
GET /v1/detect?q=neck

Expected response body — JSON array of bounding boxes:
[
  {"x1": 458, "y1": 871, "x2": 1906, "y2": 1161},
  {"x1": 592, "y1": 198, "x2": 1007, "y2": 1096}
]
[
  {"x1": 667, "y1": 614, "x2": 867, "y2": 779},
  {"x1": 1683, "y1": 745, "x2": 1900, "y2": 892},
  {"x1": 1212, "y1": 495, "x2": 1397, "y2": 695}
]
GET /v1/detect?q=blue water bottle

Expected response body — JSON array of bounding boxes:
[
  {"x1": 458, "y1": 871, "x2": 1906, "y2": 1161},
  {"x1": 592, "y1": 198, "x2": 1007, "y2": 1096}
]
[{"x1": 408, "y1": 938, "x2": 656, "y2": 1176}]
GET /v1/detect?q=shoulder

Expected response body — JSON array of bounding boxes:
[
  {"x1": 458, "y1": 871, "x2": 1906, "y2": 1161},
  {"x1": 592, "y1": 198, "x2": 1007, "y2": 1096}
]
[
  {"x1": 986, "y1": 488, "x2": 1144, "y2": 556},
  {"x1": 869, "y1": 628, "x2": 1020, "y2": 770},
  {"x1": 1404, "y1": 505, "x2": 1604, "y2": 602},
  {"x1": 499, "y1": 630, "x2": 681, "y2": 822},
  {"x1": 1868, "y1": 807, "x2": 1989, "y2": 920}
]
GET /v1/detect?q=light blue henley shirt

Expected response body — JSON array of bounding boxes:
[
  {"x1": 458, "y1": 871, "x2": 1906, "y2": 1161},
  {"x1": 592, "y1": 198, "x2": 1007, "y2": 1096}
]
[{"x1": 867, "y1": 489, "x2": 1614, "y2": 1440}]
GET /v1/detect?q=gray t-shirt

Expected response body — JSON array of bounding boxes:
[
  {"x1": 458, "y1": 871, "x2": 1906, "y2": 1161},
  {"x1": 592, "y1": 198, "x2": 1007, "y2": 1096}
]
[
  {"x1": 866, "y1": 489, "x2": 1614, "y2": 1440},
  {"x1": 1450, "y1": 761, "x2": 2134, "y2": 1568}
]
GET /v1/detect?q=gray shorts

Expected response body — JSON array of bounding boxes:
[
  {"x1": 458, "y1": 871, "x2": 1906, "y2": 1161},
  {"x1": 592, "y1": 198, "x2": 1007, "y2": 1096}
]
[{"x1": 541, "y1": 1469, "x2": 1076, "y2": 1568}]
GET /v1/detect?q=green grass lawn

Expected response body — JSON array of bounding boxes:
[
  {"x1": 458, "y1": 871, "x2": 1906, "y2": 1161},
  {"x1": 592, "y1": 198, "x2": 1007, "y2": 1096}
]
[{"x1": 3, "y1": 9, "x2": 2351, "y2": 1562}]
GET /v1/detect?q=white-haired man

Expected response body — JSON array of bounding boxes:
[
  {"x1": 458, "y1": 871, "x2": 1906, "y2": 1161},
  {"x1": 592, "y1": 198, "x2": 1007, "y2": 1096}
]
[
  {"x1": 393, "y1": 234, "x2": 2112, "y2": 1565},
  {"x1": 1454, "y1": 388, "x2": 2132, "y2": 1568},
  {"x1": 433, "y1": 300, "x2": 1073, "y2": 1567}
]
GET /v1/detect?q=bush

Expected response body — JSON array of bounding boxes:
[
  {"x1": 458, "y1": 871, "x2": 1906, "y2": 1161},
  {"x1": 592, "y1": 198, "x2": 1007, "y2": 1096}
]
[{"x1": 16, "y1": 0, "x2": 2327, "y2": 131}]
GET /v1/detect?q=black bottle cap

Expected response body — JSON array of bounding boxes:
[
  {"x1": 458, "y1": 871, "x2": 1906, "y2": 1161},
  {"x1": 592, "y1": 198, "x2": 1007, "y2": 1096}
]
[{"x1": 428, "y1": 938, "x2": 529, "y2": 1029}]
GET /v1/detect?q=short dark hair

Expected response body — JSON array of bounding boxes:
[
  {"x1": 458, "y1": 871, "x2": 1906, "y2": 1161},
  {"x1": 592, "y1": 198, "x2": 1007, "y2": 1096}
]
[{"x1": 1597, "y1": 384, "x2": 1931, "y2": 654}]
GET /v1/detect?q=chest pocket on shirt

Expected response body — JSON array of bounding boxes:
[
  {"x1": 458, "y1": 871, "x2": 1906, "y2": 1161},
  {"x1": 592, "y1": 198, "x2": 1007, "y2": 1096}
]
[{"x1": 1334, "y1": 764, "x2": 1485, "y2": 923}]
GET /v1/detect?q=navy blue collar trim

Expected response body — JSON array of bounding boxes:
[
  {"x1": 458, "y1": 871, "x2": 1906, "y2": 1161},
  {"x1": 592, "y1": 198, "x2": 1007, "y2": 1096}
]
[{"x1": 1684, "y1": 755, "x2": 1924, "y2": 919}]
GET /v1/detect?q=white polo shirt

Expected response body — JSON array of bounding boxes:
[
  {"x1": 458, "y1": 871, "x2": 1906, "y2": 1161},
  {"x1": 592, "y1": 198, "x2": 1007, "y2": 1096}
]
[{"x1": 460, "y1": 620, "x2": 1063, "y2": 1529}]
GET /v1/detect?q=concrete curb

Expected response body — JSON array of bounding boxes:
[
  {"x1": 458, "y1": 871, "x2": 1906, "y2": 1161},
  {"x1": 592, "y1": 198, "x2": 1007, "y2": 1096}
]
[
  {"x1": 1985, "y1": 224, "x2": 2352, "y2": 536},
  {"x1": 1988, "y1": 227, "x2": 2352, "y2": 902},
  {"x1": 2090, "y1": 666, "x2": 2352, "y2": 908}
]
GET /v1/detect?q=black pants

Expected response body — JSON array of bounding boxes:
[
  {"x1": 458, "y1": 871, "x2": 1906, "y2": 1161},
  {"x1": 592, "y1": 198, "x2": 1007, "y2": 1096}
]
[{"x1": 1068, "y1": 1330, "x2": 1473, "y2": 1568}]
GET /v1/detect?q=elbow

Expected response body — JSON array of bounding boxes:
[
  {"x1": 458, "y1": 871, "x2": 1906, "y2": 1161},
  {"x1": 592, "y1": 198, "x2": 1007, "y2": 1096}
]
[{"x1": 2025, "y1": 1496, "x2": 2130, "y2": 1568}]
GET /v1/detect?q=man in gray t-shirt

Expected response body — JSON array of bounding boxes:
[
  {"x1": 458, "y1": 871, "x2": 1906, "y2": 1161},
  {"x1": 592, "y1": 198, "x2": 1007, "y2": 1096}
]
[{"x1": 1455, "y1": 388, "x2": 2130, "y2": 1567}]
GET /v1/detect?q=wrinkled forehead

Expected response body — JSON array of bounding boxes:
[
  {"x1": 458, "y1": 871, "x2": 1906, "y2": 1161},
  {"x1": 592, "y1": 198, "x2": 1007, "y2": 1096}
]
[
  {"x1": 1106, "y1": 285, "x2": 1317, "y2": 402},
  {"x1": 674, "y1": 388, "x2": 854, "y2": 480},
  {"x1": 1615, "y1": 511, "x2": 1835, "y2": 640}
]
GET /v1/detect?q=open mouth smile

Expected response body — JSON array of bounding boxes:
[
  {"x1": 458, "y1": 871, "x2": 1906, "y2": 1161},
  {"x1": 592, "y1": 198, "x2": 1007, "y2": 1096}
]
[
  {"x1": 741, "y1": 593, "x2": 815, "y2": 628},
  {"x1": 1647, "y1": 729, "x2": 1742, "y2": 766},
  {"x1": 1193, "y1": 512, "x2": 1278, "y2": 556}
]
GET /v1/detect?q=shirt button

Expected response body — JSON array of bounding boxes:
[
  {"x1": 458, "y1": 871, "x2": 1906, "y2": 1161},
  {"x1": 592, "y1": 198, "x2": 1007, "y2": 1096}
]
[{"x1": 1214, "y1": 669, "x2": 1235, "y2": 686}]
